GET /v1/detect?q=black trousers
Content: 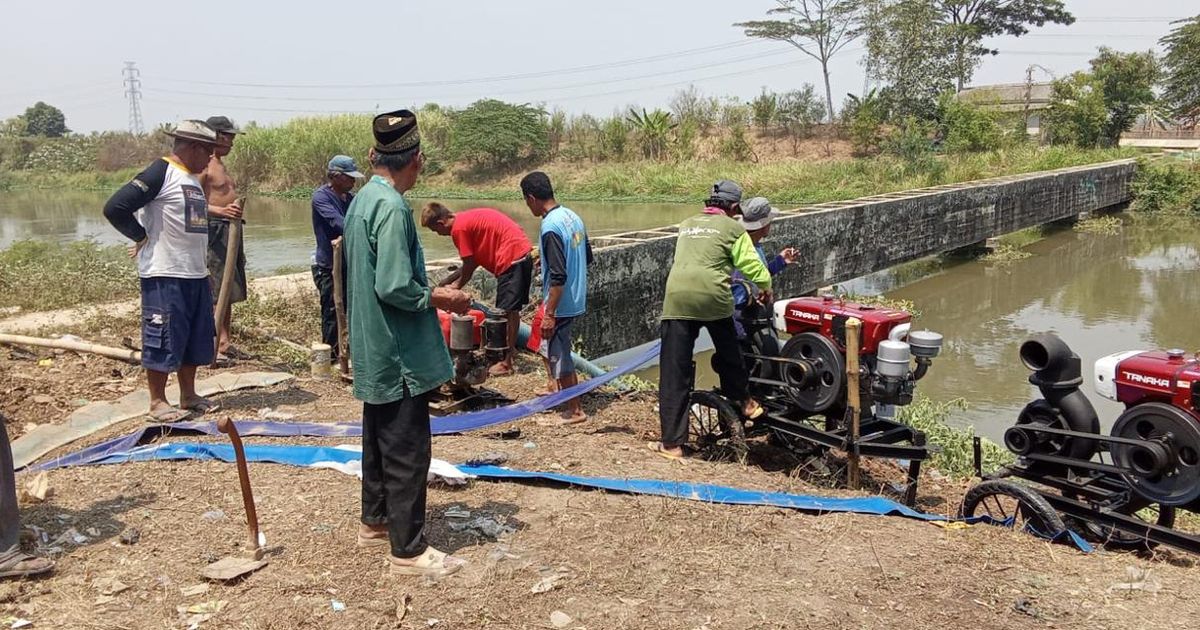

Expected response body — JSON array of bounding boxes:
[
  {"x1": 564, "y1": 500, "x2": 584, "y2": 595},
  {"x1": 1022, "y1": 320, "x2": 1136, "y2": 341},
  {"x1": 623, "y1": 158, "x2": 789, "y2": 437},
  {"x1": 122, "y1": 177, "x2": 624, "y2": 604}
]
[
  {"x1": 1, "y1": 414, "x2": 18, "y2": 552},
  {"x1": 361, "y1": 393, "x2": 431, "y2": 559},
  {"x1": 658, "y1": 318, "x2": 749, "y2": 447},
  {"x1": 311, "y1": 265, "x2": 343, "y2": 357}
]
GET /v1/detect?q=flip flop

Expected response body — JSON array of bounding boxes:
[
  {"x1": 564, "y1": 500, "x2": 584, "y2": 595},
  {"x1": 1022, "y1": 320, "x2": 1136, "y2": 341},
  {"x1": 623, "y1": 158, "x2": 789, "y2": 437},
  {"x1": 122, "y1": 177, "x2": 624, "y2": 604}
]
[
  {"x1": 647, "y1": 441, "x2": 688, "y2": 463},
  {"x1": 743, "y1": 400, "x2": 766, "y2": 420},
  {"x1": 146, "y1": 407, "x2": 192, "y2": 423},
  {"x1": 386, "y1": 547, "x2": 465, "y2": 578},
  {"x1": 0, "y1": 551, "x2": 54, "y2": 579},
  {"x1": 183, "y1": 398, "x2": 222, "y2": 414},
  {"x1": 212, "y1": 354, "x2": 235, "y2": 368}
]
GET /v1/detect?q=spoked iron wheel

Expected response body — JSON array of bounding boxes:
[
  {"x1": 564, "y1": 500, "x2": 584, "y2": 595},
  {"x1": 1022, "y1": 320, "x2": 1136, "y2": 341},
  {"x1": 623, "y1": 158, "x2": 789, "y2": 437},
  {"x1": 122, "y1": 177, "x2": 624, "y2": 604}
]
[
  {"x1": 961, "y1": 480, "x2": 1066, "y2": 539},
  {"x1": 688, "y1": 390, "x2": 747, "y2": 459},
  {"x1": 1066, "y1": 496, "x2": 1176, "y2": 551}
]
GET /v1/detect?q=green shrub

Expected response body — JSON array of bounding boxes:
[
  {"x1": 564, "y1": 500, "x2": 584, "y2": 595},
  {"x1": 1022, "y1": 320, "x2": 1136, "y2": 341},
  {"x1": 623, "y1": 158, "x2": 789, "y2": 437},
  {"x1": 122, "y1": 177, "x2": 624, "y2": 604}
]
[
  {"x1": 1130, "y1": 158, "x2": 1200, "y2": 213},
  {"x1": 936, "y1": 93, "x2": 1004, "y2": 153},
  {"x1": 898, "y1": 397, "x2": 1013, "y2": 479},
  {"x1": 0, "y1": 240, "x2": 137, "y2": 311},
  {"x1": 448, "y1": 99, "x2": 549, "y2": 170},
  {"x1": 718, "y1": 124, "x2": 754, "y2": 162}
]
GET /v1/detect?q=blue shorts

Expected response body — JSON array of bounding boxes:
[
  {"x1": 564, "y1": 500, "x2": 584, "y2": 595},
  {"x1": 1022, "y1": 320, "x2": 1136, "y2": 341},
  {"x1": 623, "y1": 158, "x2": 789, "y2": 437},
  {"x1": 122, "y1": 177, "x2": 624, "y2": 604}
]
[
  {"x1": 546, "y1": 316, "x2": 576, "y2": 379},
  {"x1": 140, "y1": 277, "x2": 216, "y2": 373}
]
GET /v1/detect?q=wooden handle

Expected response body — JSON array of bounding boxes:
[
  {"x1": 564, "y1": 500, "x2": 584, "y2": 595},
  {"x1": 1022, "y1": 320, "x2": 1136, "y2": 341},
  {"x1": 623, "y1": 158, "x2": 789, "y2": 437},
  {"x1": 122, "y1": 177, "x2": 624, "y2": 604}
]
[
  {"x1": 0, "y1": 333, "x2": 140, "y2": 364},
  {"x1": 331, "y1": 238, "x2": 350, "y2": 375},
  {"x1": 212, "y1": 216, "x2": 244, "y2": 366},
  {"x1": 217, "y1": 417, "x2": 261, "y2": 556},
  {"x1": 845, "y1": 317, "x2": 862, "y2": 490}
]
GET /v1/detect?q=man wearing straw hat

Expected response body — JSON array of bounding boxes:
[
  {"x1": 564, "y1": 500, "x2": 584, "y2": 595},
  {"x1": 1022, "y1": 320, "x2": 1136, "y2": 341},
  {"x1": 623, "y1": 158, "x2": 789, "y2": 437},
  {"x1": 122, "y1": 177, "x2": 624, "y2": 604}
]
[
  {"x1": 343, "y1": 109, "x2": 471, "y2": 578},
  {"x1": 102, "y1": 120, "x2": 222, "y2": 422}
]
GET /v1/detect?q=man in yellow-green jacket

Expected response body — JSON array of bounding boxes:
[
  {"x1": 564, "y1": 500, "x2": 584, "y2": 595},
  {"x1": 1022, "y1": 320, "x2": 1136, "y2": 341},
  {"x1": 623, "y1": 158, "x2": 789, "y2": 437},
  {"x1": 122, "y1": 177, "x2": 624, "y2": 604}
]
[{"x1": 651, "y1": 180, "x2": 772, "y2": 460}]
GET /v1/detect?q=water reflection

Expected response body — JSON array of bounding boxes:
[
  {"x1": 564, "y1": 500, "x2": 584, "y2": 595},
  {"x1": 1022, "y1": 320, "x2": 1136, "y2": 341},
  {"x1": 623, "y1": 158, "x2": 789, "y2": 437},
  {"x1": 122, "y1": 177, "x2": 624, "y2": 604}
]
[{"x1": 0, "y1": 189, "x2": 699, "y2": 275}]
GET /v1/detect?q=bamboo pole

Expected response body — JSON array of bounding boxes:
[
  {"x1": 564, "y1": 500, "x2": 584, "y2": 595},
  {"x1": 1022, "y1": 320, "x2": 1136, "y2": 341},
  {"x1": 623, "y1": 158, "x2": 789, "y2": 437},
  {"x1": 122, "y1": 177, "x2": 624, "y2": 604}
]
[
  {"x1": 0, "y1": 333, "x2": 141, "y2": 364},
  {"x1": 845, "y1": 317, "x2": 863, "y2": 490},
  {"x1": 331, "y1": 237, "x2": 350, "y2": 376},
  {"x1": 212, "y1": 211, "x2": 244, "y2": 367}
]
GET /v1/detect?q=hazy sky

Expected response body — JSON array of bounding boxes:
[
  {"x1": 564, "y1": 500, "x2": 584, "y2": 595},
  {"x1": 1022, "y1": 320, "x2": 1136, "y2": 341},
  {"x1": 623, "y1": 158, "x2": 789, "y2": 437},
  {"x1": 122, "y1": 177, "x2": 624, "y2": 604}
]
[{"x1": 0, "y1": 0, "x2": 1187, "y2": 133}]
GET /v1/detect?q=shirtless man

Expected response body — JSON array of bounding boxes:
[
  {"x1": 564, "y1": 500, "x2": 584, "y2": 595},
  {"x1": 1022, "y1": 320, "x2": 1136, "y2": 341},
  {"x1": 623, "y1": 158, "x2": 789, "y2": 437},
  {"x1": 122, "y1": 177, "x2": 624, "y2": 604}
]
[{"x1": 201, "y1": 116, "x2": 245, "y2": 362}]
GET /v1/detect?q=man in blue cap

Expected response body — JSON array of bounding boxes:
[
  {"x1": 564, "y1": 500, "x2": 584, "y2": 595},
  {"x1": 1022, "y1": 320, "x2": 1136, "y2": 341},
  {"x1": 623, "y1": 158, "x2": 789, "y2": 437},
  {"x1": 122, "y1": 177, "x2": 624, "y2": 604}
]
[{"x1": 311, "y1": 155, "x2": 364, "y2": 357}]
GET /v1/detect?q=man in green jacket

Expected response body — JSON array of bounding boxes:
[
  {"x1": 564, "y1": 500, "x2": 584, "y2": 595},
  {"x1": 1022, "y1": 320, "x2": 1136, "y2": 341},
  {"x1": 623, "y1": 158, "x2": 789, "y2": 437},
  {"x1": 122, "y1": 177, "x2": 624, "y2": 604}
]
[
  {"x1": 344, "y1": 109, "x2": 471, "y2": 578},
  {"x1": 652, "y1": 180, "x2": 772, "y2": 460}
]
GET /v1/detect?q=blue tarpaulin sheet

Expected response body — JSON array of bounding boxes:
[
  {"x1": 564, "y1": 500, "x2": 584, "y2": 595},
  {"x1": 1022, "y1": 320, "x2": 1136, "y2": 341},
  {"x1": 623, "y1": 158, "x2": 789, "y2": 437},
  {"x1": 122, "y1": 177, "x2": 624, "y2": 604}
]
[
  {"x1": 53, "y1": 439, "x2": 1092, "y2": 551},
  {"x1": 31, "y1": 340, "x2": 661, "y2": 472}
]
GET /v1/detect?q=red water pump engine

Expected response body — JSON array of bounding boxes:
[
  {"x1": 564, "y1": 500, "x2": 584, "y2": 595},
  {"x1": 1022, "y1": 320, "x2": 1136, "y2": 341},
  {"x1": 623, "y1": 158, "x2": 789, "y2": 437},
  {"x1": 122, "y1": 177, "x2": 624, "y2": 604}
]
[
  {"x1": 1008, "y1": 336, "x2": 1200, "y2": 508},
  {"x1": 768, "y1": 295, "x2": 943, "y2": 420},
  {"x1": 437, "y1": 309, "x2": 509, "y2": 389}
]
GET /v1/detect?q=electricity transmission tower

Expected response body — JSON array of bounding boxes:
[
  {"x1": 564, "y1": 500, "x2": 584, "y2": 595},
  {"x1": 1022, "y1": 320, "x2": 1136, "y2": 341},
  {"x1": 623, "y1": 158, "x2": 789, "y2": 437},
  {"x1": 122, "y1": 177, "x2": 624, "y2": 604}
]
[{"x1": 123, "y1": 62, "x2": 144, "y2": 135}]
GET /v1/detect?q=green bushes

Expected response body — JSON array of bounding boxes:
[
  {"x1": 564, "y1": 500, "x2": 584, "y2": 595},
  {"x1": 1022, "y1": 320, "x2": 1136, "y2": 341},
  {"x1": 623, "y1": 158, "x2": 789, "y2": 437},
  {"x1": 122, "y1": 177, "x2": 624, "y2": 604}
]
[
  {"x1": 447, "y1": 99, "x2": 549, "y2": 170},
  {"x1": 898, "y1": 397, "x2": 1012, "y2": 479},
  {"x1": 936, "y1": 92, "x2": 1004, "y2": 153},
  {"x1": 1130, "y1": 158, "x2": 1200, "y2": 213},
  {"x1": 0, "y1": 240, "x2": 137, "y2": 312},
  {"x1": 227, "y1": 114, "x2": 373, "y2": 190}
]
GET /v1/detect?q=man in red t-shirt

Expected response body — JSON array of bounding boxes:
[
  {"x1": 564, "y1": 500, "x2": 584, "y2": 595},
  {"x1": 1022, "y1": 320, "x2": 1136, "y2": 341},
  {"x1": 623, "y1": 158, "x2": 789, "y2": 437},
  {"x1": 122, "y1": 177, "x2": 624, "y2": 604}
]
[{"x1": 421, "y1": 203, "x2": 533, "y2": 376}]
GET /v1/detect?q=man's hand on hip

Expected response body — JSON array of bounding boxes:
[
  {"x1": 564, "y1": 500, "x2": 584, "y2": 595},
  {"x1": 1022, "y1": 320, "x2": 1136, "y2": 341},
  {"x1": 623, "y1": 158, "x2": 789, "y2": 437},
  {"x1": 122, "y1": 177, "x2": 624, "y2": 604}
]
[
  {"x1": 432, "y1": 287, "x2": 471, "y2": 314},
  {"x1": 127, "y1": 238, "x2": 146, "y2": 259}
]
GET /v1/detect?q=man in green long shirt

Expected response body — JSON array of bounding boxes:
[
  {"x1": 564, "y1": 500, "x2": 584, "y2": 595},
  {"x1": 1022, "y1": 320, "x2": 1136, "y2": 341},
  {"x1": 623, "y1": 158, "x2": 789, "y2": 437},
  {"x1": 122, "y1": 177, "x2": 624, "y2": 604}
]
[
  {"x1": 344, "y1": 109, "x2": 471, "y2": 578},
  {"x1": 651, "y1": 180, "x2": 773, "y2": 460}
]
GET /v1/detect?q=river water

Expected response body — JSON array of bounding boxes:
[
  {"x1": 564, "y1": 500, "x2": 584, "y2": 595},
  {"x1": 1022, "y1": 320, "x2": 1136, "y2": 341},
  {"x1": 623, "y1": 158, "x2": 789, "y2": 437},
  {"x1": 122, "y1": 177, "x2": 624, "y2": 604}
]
[
  {"x1": 2, "y1": 189, "x2": 1198, "y2": 442},
  {"x1": 0, "y1": 189, "x2": 697, "y2": 273}
]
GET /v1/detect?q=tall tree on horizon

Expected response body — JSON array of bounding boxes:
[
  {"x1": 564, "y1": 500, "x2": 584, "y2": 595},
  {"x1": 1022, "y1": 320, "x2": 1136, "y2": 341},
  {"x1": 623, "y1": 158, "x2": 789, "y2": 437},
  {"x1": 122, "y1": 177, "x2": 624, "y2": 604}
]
[
  {"x1": 736, "y1": 0, "x2": 865, "y2": 123},
  {"x1": 1159, "y1": 15, "x2": 1200, "y2": 127},
  {"x1": 930, "y1": 0, "x2": 1075, "y2": 91}
]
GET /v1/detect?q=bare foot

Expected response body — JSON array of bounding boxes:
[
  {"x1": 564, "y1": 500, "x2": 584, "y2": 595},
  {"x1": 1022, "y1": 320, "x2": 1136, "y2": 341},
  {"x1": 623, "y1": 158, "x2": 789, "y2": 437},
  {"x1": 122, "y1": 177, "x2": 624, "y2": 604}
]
[
  {"x1": 488, "y1": 362, "x2": 515, "y2": 377},
  {"x1": 357, "y1": 523, "x2": 388, "y2": 547},
  {"x1": 557, "y1": 409, "x2": 588, "y2": 425}
]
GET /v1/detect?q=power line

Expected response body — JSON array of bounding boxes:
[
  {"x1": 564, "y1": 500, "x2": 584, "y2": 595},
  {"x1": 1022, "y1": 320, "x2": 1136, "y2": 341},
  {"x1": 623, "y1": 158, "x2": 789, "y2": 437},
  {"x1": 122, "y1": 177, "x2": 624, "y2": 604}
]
[
  {"x1": 142, "y1": 47, "x2": 796, "y2": 104},
  {"x1": 140, "y1": 54, "x2": 825, "y2": 116},
  {"x1": 141, "y1": 40, "x2": 763, "y2": 90},
  {"x1": 123, "y1": 62, "x2": 145, "y2": 135}
]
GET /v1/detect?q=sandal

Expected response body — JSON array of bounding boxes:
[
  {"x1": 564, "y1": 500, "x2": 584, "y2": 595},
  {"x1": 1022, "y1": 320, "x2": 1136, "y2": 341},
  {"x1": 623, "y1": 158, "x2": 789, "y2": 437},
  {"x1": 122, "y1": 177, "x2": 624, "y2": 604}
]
[
  {"x1": 0, "y1": 550, "x2": 54, "y2": 579},
  {"x1": 743, "y1": 399, "x2": 765, "y2": 420},
  {"x1": 146, "y1": 406, "x2": 192, "y2": 424},
  {"x1": 647, "y1": 441, "x2": 688, "y2": 463},
  {"x1": 386, "y1": 547, "x2": 465, "y2": 578},
  {"x1": 183, "y1": 398, "x2": 222, "y2": 415}
]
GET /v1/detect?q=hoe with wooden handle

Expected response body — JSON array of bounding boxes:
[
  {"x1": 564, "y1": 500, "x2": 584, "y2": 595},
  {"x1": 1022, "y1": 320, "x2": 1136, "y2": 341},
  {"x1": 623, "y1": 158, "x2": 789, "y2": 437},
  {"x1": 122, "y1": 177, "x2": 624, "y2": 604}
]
[{"x1": 201, "y1": 417, "x2": 269, "y2": 581}]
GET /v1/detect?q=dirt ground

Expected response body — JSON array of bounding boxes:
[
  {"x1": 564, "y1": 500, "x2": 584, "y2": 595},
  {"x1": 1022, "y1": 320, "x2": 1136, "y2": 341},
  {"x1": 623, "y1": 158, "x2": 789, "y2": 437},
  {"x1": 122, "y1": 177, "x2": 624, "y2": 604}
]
[{"x1": 2, "y1": 340, "x2": 1200, "y2": 629}]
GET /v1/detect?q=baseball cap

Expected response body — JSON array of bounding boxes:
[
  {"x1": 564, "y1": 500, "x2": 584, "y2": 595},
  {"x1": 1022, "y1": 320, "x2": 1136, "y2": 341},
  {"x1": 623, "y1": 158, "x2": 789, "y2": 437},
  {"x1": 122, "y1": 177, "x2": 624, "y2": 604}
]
[
  {"x1": 328, "y1": 155, "x2": 364, "y2": 178},
  {"x1": 739, "y1": 197, "x2": 780, "y2": 230},
  {"x1": 710, "y1": 179, "x2": 743, "y2": 204},
  {"x1": 164, "y1": 119, "x2": 218, "y2": 144}
]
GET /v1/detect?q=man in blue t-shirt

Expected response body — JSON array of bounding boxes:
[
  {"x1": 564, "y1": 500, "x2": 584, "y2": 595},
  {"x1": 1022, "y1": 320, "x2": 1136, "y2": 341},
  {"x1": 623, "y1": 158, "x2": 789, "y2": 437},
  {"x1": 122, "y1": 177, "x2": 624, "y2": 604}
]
[
  {"x1": 521, "y1": 171, "x2": 593, "y2": 425},
  {"x1": 311, "y1": 155, "x2": 364, "y2": 358}
]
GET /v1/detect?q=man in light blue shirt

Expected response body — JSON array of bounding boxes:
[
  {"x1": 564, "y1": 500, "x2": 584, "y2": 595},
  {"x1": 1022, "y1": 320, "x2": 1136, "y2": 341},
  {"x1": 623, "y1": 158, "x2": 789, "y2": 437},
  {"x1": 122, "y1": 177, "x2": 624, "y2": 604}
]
[{"x1": 522, "y1": 171, "x2": 593, "y2": 425}]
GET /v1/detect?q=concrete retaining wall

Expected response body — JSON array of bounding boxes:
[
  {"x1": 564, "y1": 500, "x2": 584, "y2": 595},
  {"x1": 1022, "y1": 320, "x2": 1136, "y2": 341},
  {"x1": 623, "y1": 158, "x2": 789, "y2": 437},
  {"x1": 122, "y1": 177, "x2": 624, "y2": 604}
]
[{"x1": 432, "y1": 159, "x2": 1137, "y2": 357}]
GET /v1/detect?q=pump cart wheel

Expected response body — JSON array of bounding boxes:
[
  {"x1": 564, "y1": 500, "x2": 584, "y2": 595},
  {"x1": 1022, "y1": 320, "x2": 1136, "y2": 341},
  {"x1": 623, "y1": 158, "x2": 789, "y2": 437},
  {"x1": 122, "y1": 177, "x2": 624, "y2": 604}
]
[
  {"x1": 1067, "y1": 497, "x2": 1176, "y2": 551},
  {"x1": 688, "y1": 390, "x2": 747, "y2": 458},
  {"x1": 961, "y1": 480, "x2": 1066, "y2": 539}
]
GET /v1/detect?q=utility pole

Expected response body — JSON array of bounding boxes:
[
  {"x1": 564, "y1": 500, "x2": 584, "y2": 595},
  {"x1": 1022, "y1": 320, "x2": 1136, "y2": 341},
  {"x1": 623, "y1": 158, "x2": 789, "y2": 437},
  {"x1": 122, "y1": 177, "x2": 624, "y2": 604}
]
[{"x1": 123, "y1": 61, "x2": 144, "y2": 135}]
